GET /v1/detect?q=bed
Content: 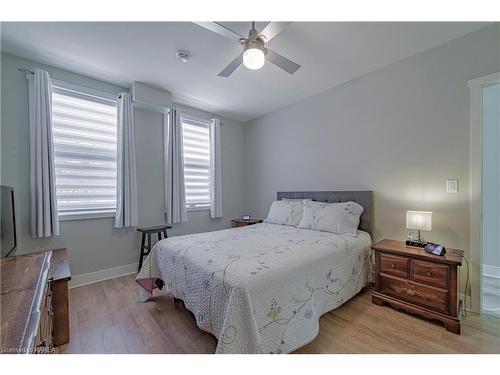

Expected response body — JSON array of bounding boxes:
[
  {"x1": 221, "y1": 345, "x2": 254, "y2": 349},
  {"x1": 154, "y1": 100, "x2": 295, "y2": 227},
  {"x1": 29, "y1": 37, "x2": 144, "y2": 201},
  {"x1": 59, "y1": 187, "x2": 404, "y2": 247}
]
[{"x1": 136, "y1": 191, "x2": 374, "y2": 354}]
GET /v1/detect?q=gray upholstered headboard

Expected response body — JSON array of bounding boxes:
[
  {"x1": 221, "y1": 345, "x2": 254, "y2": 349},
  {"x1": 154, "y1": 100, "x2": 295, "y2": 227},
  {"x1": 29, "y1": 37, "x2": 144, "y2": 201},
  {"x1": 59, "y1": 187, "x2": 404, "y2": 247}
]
[{"x1": 277, "y1": 191, "x2": 374, "y2": 236}]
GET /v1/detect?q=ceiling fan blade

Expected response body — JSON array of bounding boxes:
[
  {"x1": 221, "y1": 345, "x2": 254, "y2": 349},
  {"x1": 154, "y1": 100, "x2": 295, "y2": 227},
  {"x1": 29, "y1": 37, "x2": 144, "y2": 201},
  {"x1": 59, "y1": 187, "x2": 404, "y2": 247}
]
[
  {"x1": 194, "y1": 22, "x2": 243, "y2": 42},
  {"x1": 218, "y1": 53, "x2": 243, "y2": 77},
  {"x1": 259, "y1": 22, "x2": 291, "y2": 42},
  {"x1": 266, "y1": 49, "x2": 301, "y2": 75}
]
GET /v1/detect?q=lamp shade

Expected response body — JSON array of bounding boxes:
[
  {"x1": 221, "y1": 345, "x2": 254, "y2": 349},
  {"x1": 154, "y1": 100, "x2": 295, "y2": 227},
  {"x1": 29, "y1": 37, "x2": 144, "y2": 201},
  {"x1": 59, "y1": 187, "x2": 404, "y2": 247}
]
[{"x1": 406, "y1": 211, "x2": 432, "y2": 231}]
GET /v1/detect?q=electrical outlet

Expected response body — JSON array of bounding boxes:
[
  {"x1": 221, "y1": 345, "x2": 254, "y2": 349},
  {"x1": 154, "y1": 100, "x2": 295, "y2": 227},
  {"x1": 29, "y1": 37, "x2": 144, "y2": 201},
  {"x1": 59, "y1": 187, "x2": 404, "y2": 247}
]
[{"x1": 446, "y1": 179, "x2": 458, "y2": 193}]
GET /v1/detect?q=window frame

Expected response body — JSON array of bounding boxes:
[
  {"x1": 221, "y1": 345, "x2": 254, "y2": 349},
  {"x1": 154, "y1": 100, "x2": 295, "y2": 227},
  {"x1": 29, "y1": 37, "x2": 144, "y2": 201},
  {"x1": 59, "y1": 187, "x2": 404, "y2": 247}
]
[
  {"x1": 50, "y1": 80, "x2": 119, "y2": 221},
  {"x1": 180, "y1": 113, "x2": 212, "y2": 211}
]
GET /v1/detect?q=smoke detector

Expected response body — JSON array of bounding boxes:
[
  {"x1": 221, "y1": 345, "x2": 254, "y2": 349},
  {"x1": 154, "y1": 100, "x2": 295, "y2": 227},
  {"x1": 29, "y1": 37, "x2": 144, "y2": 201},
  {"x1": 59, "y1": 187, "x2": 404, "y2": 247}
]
[{"x1": 176, "y1": 50, "x2": 191, "y2": 63}]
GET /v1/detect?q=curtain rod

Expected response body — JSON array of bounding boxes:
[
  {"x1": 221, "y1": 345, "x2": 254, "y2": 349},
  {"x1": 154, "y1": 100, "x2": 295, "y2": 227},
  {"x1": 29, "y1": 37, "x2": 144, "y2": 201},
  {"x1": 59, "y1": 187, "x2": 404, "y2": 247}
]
[
  {"x1": 19, "y1": 67, "x2": 224, "y2": 123},
  {"x1": 19, "y1": 67, "x2": 119, "y2": 100},
  {"x1": 18, "y1": 68, "x2": 35, "y2": 75}
]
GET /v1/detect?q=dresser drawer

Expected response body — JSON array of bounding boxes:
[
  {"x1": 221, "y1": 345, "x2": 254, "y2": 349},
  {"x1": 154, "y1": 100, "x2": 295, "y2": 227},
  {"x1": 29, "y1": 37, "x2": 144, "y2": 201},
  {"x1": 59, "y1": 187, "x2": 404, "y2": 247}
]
[
  {"x1": 379, "y1": 274, "x2": 448, "y2": 313},
  {"x1": 411, "y1": 259, "x2": 449, "y2": 288},
  {"x1": 380, "y1": 253, "x2": 409, "y2": 278}
]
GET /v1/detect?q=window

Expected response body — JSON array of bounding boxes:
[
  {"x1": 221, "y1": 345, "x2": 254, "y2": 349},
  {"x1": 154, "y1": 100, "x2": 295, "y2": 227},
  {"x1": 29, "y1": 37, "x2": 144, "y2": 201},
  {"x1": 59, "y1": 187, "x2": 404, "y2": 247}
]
[
  {"x1": 181, "y1": 114, "x2": 211, "y2": 210},
  {"x1": 51, "y1": 82, "x2": 118, "y2": 219}
]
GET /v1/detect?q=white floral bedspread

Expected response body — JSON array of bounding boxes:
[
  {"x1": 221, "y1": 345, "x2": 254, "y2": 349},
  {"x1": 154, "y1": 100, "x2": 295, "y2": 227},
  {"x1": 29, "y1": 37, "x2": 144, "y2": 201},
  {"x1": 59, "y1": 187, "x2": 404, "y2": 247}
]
[{"x1": 136, "y1": 223, "x2": 372, "y2": 354}]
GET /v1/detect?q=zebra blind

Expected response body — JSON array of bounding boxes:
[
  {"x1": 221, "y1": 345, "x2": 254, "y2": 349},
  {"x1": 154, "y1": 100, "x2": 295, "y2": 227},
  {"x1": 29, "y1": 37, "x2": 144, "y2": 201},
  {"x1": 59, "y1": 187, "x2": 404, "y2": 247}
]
[
  {"x1": 181, "y1": 115, "x2": 211, "y2": 209},
  {"x1": 51, "y1": 84, "x2": 118, "y2": 216}
]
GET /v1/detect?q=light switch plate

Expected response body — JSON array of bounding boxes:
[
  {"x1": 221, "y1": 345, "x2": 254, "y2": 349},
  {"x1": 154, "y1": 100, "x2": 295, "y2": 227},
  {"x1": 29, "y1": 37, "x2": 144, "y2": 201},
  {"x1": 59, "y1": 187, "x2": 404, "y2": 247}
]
[{"x1": 446, "y1": 179, "x2": 458, "y2": 193}]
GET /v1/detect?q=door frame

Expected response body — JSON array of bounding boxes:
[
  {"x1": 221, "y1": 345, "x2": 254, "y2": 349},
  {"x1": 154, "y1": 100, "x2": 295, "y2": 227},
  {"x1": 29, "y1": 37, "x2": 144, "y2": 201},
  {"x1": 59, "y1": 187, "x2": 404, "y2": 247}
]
[{"x1": 468, "y1": 72, "x2": 500, "y2": 313}]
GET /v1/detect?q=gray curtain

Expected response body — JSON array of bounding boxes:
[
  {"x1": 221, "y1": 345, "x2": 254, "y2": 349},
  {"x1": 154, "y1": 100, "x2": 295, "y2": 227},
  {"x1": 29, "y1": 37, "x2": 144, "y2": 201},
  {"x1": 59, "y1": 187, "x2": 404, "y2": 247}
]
[
  {"x1": 164, "y1": 107, "x2": 187, "y2": 224},
  {"x1": 209, "y1": 118, "x2": 223, "y2": 218},
  {"x1": 28, "y1": 68, "x2": 59, "y2": 237},
  {"x1": 114, "y1": 92, "x2": 138, "y2": 228}
]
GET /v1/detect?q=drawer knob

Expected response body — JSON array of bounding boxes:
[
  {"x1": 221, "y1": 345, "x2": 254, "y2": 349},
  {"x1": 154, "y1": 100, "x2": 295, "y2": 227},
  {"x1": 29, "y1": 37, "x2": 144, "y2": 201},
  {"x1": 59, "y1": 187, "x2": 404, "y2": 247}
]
[
  {"x1": 426, "y1": 271, "x2": 432, "y2": 276},
  {"x1": 391, "y1": 263, "x2": 396, "y2": 268},
  {"x1": 402, "y1": 287, "x2": 416, "y2": 296}
]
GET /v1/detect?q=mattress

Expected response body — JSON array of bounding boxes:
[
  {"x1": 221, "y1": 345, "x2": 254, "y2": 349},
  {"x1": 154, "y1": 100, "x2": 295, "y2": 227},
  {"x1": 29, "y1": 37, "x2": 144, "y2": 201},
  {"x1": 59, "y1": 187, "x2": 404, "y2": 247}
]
[{"x1": 136, "y1": 222, "x2": 372, "y2": 353}]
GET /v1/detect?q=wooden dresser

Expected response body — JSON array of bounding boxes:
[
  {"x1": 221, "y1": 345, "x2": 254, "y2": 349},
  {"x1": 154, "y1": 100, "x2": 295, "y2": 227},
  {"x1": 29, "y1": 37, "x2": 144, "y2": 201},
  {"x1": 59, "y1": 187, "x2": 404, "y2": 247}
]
[
  {"x1": 47, "y1": 249, "x2": 71, "y2": 346},
  {"x1": 0, "y1": 249, "x2": 71, "y2": 354},
  {"x1": 371, "y1": 239, "x2": 463, "y2": 334}
]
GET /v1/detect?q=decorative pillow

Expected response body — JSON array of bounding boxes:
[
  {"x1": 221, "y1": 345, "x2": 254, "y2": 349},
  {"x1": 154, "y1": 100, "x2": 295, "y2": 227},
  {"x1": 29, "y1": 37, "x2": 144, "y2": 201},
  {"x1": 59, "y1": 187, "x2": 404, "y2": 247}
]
[
  {"x1": 264, "y1": 200, "x2": 304, "y2": 227},
  {"x1": 297, "y1": 201, "x2": 364, "y2": 236},
  {"x1": 288, "y1": 201, "x2": 305, "y2": 226}
]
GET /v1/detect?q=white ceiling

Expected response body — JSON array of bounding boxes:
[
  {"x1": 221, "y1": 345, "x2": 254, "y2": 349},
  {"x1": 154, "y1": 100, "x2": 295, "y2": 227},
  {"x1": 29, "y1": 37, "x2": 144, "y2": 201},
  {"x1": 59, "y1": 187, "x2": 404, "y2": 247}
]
[{"x1": 0, "y1": 22, "x2": 490, "y2": 122}]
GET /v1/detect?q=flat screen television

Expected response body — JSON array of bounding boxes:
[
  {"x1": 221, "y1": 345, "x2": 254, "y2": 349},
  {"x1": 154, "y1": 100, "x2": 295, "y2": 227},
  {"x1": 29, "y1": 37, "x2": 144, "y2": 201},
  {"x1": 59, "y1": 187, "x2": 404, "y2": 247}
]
[{"x1": 1, "y1": 186, "x2": 17, "y2": 257}]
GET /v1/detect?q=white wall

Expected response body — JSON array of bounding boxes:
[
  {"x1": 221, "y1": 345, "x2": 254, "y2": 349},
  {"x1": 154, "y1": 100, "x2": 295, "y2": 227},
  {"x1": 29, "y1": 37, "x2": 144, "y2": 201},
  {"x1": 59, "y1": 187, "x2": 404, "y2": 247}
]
[
  {"x1": 244, "y1": 24, "x2": 500, "y2": 256},
  {"x1": 1, "y1": 52, "x2": 246, "y2": 276}
]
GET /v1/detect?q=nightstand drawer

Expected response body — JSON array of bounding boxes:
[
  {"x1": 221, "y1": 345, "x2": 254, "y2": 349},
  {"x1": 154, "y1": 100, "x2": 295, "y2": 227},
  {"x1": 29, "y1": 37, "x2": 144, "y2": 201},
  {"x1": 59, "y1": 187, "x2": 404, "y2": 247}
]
[
  {"x1": 380, "y1": 253, "x2": 409, "y2": 278},
  {"x1": 411, "y1": 259, "x2": 449, "y2": 288},
  {"x1": 379, "y1": 274, "x2": 448, "y2": 313}
]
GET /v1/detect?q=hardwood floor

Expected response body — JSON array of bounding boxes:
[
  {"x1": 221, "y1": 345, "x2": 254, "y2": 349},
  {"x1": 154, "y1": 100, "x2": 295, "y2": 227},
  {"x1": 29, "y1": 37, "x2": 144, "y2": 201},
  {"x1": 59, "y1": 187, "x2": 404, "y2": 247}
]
[{"x1": 57, "y1": 274, "x2": 500, "y2": 354}]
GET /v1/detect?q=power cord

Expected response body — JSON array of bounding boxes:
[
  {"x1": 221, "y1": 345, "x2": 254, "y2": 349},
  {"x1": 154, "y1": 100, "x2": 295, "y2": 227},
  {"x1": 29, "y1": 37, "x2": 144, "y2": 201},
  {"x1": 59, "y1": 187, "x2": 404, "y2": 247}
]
[
  {"x1": 463, "y1": 256, "x2": 470, "y2": 318},
  {"x1": 366, "y1": 247, "x2": 376, "y2": 290}
]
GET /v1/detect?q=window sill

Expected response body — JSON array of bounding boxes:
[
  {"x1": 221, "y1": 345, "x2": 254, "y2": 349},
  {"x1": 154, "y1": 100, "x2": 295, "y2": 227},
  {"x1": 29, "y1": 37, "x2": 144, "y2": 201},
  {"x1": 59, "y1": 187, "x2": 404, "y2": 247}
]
[
  {"x1": 186, "y1": 206, "x2": 210, "y2": 212},
  {"x1": 59, "y1": 210, "x2": 116, "y2": 222}
]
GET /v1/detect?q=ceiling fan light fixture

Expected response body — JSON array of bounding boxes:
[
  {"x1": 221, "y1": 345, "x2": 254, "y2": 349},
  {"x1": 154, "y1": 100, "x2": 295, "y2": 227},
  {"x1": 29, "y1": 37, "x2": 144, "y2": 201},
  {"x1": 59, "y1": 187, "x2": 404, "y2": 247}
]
[
  {"x1": 196, "y1": 21, "x2": 300, "y2": 77},
  {"x1": 243, "y1": 47, "x2": 265, "y2": 70}
]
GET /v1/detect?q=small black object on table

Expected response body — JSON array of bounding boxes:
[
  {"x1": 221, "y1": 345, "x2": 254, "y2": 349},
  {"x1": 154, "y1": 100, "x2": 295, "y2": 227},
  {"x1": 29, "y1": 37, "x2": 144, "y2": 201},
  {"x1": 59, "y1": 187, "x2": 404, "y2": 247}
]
[{"x1": 137, "y1": 225, "x2": 172, "y2": 272}]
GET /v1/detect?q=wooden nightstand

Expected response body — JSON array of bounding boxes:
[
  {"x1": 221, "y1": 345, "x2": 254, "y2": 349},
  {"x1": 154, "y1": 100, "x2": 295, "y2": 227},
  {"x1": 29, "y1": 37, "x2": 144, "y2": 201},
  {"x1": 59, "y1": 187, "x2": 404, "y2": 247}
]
[
  {"x1": 371, "y1": 239, "x2": 464, "y2": 334},
  {"x1": 231, "y1": 218, "x2": 263, "y2": 228}
]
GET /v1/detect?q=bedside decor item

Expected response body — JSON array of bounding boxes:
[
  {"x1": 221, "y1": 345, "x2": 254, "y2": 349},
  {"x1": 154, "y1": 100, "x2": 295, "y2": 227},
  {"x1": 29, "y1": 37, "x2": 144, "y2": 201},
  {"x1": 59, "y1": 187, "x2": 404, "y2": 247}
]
[
  {"x1": 231, "y1": 218, "x2": 263, "y2": 227},
  {"x1": 425, "y1": 242, "x2": 446, "y2": 256},
  {"x1": 371, "y1": 239, "x2": 463, "y2": 334},
  {"x1": 406, "y1": 210, "x2": 432, "y2": 247}
]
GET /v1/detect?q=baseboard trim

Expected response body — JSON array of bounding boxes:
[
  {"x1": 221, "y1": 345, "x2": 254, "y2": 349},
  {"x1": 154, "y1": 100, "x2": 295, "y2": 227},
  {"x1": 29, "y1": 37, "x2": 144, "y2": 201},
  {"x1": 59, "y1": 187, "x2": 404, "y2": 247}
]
[{"x1": 69, "y1": 262, "x2": 138, "y2": 289}]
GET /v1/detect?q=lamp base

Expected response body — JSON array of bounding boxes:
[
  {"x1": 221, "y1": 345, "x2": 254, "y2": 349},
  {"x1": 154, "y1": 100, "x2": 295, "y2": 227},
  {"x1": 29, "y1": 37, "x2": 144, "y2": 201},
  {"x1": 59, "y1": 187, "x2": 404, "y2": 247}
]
[{"x1": 406, "y1": 240, "x2": 427, "y2": 248}]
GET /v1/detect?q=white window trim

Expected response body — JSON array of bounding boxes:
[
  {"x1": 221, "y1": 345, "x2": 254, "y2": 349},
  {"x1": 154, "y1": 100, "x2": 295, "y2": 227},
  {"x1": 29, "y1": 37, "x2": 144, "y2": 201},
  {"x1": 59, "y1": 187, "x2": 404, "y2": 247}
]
[
  {"x1": 186, "y1": 205, "x2": 210, "y2": 212},
  {"x1": 51, "y1": 80, "x2": 120, "y2": 221},
  {"x1": 51, "y1": 79, "x2": 118, "y2": 103},
  {"x1": 181, "y1": 112, "x2": 211, "y2": 125},
  {"x1": 59, "y1": 210, "x2": 116, "y2": 222}
]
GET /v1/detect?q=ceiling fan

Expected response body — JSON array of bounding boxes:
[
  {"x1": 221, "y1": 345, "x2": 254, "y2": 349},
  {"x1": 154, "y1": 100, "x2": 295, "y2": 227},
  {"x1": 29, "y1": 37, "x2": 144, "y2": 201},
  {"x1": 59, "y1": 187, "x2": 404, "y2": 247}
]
[{"x1": 194, "y1": 21, "x2": 301, "y2": 77}]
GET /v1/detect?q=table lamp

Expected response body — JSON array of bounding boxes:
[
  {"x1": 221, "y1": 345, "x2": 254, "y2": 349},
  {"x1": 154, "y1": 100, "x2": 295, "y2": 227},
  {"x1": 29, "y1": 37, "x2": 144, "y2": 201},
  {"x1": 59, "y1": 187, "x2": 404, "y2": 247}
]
[{"x1": 406, "y1": 210, "x2": 432, "y2": 247}]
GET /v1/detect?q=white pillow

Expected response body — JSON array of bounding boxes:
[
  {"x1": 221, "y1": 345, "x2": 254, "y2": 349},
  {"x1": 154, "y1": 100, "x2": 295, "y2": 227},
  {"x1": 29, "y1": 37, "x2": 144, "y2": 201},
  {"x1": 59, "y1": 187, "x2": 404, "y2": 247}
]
[
  {"x1": 281, "y1": 198, "x2": 312, "y2": 202},
  {"x1": 264, "y1": 200, "x2": 304, "y2": 227},
  {"x1": 297, "y1": 200, "x2": 364, "y2": 236}
]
